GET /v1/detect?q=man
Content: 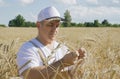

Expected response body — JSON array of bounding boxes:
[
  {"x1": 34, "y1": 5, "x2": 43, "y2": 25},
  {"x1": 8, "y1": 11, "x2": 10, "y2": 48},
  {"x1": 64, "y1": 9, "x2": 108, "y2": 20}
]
[{"x1": 17, "y1": 6, "x2": 85, "y2": 79}]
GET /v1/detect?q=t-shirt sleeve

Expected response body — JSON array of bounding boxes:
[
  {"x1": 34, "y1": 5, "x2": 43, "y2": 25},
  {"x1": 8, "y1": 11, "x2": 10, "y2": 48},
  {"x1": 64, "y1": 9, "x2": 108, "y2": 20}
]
[{"x1": 16, "y1": 43, "x2": 40, "y2": 75}]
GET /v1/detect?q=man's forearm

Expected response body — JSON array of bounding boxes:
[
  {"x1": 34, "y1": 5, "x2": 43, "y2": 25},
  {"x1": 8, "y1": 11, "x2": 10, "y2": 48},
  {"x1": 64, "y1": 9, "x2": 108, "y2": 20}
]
[
  {"x1": 25, "y1": 59, "x2": 64, "y2": 79},
  {"x1": 23, "y1": 52, "x2": 78, "y2": 79}
]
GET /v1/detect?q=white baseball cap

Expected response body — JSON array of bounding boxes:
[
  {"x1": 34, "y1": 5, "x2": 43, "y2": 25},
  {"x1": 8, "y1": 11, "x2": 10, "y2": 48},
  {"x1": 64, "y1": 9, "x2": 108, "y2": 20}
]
[{"x1": 37, "y1": 6, "x2": 63, "y2": 22}]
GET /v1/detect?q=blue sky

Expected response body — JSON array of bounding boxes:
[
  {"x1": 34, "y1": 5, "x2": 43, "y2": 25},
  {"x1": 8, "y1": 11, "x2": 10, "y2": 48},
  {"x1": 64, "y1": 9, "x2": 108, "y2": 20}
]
[{"x1": 0, "y1": 0, "x2": 120, "y2": 26}]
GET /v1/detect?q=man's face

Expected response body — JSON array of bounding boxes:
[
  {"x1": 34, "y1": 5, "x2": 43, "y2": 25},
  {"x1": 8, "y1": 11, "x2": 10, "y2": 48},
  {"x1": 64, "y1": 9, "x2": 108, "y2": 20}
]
[{"x1": 38, "y1": 20, "x2": 60, "y2": 43}]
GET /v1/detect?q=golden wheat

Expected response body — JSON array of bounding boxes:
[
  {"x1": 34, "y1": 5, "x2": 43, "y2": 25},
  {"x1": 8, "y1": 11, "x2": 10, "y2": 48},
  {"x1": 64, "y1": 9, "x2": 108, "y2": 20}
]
[{"x1": 0, "y1": 27, "x2": 120, "y2": 79}]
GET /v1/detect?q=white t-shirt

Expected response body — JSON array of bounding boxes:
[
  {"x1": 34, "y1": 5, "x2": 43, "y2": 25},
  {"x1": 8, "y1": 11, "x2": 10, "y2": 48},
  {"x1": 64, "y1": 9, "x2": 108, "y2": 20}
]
[{"x1": 17, "y1": 38, "x2": 69, "y2": 76}]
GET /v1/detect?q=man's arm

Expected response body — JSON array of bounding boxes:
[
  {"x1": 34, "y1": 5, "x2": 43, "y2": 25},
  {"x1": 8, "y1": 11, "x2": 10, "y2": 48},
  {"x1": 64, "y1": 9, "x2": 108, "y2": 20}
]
[{"x1": 22, "y1": 52, "x2": 78, "y2": 79}]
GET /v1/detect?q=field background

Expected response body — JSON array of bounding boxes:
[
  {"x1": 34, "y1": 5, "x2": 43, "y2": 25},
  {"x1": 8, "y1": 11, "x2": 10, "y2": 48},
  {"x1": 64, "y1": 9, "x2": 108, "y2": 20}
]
[{"x1": 0, "y1": 27, "x2": 120, "y2": 79}]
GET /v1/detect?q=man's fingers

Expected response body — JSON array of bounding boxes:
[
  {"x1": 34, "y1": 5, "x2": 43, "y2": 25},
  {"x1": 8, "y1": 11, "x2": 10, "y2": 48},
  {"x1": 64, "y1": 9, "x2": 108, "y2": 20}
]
[{"x1": 78, "y1": 48, "x2": 86, "y2": 59}]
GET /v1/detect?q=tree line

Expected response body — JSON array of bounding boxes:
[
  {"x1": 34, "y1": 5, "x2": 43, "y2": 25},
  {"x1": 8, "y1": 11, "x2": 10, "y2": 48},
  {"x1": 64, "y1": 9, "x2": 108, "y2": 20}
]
[
  {"x1": 8, "y1": 14, "x2": 36, "y2": 27},
  {"x1": 62, "y1": 10, "x2": 120, "y2": 27},
  {"x1": 1, "y1": 10, "x2": 120, "y2": 27}
]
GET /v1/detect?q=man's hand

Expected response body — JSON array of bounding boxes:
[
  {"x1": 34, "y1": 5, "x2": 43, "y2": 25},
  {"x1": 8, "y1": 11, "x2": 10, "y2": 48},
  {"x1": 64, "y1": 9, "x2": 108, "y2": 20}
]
[
  {"x1": 77, "y1": 48, "x2": 86, "y2": 59},
  {"x1": 61, "y1": 52, "x2": 78, "y2": 66},
  {"x1": 61, "y1": 47, "x2": 86, "y2": 67}
]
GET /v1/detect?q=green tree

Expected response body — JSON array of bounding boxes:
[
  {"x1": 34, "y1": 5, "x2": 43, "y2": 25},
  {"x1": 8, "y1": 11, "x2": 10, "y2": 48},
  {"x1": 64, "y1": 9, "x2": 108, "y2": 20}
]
[
  {"x1": 8, "y1": 14, "x2": 25, "y2": 27},
  {"x1": 77, "y1": 23, "x2": 84, "y2": 27},
  {"x1": 101, "y1": 19, "x2": 109, "y2": 26},
  {"x1": 62, "y1": 10, "x2": 72, "y2": 27},
  {"x1": 112, "y1": 24, "x2": 120, "y2": 27},
  {"x1": 0, "y1": 24, "x2": 6, "y2": 27},
  {"x1": 24, "y1": 21, "x2": 36, "y2": 27},
  {"x1": 8, "y1": 19, "x2": 16, "y2": 27},
  {"x1": 101, "y1": 19, "x2": 112, "y2": 27},
  {"x1": 15, "y1": 14, "x2": 25, "y2": 27},
  {"x1": 84, "y1": 22, "x2": 94, "y2": 27},
  {"x1": 94, "y1": 19, "x2": 99, "y2": 27},
  {"x1": 71, "y1": 22, "x2": 77, "y2": 27}
]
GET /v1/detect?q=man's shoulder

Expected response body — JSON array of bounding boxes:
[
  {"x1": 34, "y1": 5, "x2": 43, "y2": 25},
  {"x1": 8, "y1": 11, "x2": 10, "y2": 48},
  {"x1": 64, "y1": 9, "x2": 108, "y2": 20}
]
[
  {"x1": 20, "y1": 38, "x2": 36, "y2": 50},
  {"x1": 17, "y1": 38, "x2": 39, "y2": 56}
]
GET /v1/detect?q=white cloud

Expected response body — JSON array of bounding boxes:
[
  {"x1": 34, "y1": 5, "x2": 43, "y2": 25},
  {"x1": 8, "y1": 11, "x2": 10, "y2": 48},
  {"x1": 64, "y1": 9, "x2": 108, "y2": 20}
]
[
  {"x1": 0, "y1": 0, "x2": 3, "y2": 3},
  {"x1": 55, "y1": 0, "x2": 77, "y2": 5},
  {"x1": 112, "y1": 0, "x2": 120, "y2": 4},
  {"x1": 20, "y1": 0, "x2": 34, "y2": 5},
  {"x1": 86, "y1": 0, "x2": 98, "y2": 4},
  {"x1": 69, "y1": 6, "x2": 120, "y2": 23},
  {"x1": 0, "y1": 0, "x2": 4, "y2": 6}
]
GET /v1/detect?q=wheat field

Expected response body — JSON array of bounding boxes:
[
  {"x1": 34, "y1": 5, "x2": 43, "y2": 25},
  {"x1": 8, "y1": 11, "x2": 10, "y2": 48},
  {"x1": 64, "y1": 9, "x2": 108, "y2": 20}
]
[{"x1": 0, "y1": 27, "x2": 120, "y2": 79}]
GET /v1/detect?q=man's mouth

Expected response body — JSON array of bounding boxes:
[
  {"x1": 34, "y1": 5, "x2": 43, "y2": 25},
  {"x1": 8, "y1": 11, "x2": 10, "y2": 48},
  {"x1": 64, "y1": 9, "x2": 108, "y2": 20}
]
[{"x1": 50, "y1": 34, "x2": 55, "y2": 36}]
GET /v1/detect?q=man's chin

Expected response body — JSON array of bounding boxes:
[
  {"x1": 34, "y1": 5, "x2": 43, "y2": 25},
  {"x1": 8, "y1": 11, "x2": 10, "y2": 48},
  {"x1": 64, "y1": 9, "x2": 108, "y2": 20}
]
[
  {"x1": 49, "y1": 35, "x2": 56, "y2": 38},
  {"x1": 51, "y1": 37, "x2": 55, "y2": 40},
  {"x1": 49, "y1": 37, "x2": 56, "y2": 41},
  {"x1": 47, "y1": 38, "x2": 55, "y2": 44}
]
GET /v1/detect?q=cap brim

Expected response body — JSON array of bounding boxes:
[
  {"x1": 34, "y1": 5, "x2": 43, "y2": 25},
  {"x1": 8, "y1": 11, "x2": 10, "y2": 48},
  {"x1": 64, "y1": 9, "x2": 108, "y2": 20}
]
[
  {"x1": 60, "y1": 18, "x2": 65, "y2": 21},
  {"x1": 45, "y1": 17, "x2": 65, "y2": 21}
]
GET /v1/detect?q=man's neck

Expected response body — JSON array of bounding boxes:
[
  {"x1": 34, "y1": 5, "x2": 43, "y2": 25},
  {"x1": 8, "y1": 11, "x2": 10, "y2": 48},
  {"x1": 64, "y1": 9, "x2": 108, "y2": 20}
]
[{"x1": 36, "y1": 36, "x2": 54, "y2": 50}]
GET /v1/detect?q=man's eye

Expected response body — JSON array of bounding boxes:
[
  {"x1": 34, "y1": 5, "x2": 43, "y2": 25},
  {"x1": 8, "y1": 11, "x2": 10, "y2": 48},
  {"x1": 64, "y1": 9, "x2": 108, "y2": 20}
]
[
  {"x1": 47, "y1": 24, "x2": 53, "y2": 26},
  {"x1": 46, "y1": 22, "x2": 60, "y2": 27}
]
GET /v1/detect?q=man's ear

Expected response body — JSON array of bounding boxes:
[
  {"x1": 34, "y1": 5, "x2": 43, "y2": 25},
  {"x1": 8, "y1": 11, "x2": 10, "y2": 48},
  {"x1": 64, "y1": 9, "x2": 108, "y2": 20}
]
[{"x1": 36, "y1": 22, "x2": 41, "y2": 29}]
